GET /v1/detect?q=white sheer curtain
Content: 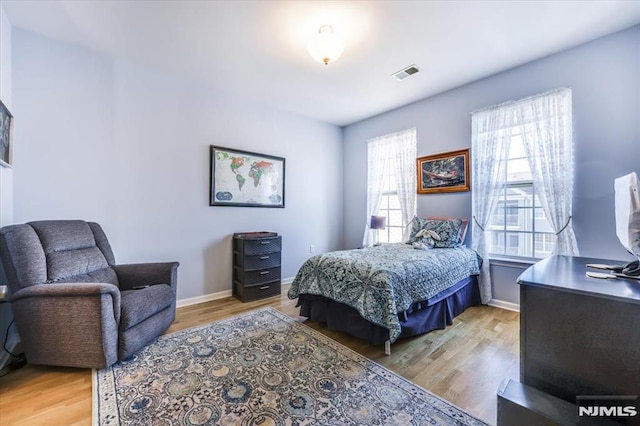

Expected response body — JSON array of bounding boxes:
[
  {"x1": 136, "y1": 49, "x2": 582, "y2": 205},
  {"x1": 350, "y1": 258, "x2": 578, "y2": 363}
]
[
  {"x1": 517, "y1": 88, "x2": 579, "y2": 256},
  {"x1": 472, "y1": 87, "x2": 578, "y2": 303},
  {"x1": 471, "y1": 109, "x2": 511, "y2": 304},
  {"x1": 390, "y1": 130, "x2": 417, "y2": 241},
  {"x1": 363, "y1": 138, "x2": 388, "y2": 248},
  {"x1": 362, "y1": 128, "x2": 417, "y2": 247}
]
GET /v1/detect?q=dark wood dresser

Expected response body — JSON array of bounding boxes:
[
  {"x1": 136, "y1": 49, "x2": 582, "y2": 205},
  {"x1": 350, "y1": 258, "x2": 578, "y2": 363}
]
[
  {"x1": 499, "y1": 255, "x2": 640, "y2": 425},
  {"x1": 232, "y1": 232, "x2": 281, "y2": 302}
]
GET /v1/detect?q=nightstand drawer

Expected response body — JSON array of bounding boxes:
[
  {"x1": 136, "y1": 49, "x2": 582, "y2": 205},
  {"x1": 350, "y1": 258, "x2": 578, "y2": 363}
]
[
  {"x1": 235, "y1": 267, "x2": 281, "y2": 285},
  {"x1": 240, "y1": 237, "x2": 281, "y2": 255},
  {"x1": 234, "y1": 252, "x2": 281, "y2": 270},
  {"x1": 239, "y1": 281, "x2": 281, "y2": 301}
]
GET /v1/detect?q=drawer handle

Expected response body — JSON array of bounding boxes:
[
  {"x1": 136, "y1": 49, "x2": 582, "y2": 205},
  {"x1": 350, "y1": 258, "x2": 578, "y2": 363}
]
[
  {"x1": 259, "y1": 285, "x2": 270, "y2": 290},
  {"x1": 260, "y1": 241, "x2": 271, "y2": 245},
  {"x1": 260, "y1": 256, "x2": 270, "y2": 260},
  {"x1": 259, "y1": 271, "x2": 270, "y2": 275}
]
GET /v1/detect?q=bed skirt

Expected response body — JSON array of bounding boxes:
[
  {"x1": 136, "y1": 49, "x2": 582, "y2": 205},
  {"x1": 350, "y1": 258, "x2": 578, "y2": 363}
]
[{"x1": 296, "y1": 275, "x2": 481, "y2": 345}]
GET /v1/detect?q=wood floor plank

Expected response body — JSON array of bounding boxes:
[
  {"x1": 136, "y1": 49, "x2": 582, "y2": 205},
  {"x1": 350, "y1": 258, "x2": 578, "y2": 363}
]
[{"x1": 0, "y1": 286, "x2": 519, "y2": 425}]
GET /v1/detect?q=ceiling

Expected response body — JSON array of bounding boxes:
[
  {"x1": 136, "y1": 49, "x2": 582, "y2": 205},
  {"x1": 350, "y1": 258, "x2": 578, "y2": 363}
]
[{"x1": 3, "y1": 1, "x2": 640, "y2": 126}]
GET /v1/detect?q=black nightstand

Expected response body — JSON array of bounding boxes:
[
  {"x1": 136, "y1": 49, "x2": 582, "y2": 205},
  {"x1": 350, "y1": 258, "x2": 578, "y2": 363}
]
[{"x1": 232, "y1": 232, "x2": 282, "y2": 302}]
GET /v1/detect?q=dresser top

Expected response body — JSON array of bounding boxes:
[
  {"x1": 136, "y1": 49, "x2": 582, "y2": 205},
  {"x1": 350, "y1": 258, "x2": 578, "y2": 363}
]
[
  {"x1": 518, "y1": 255, "x2": 640, "y2": 304},
  {"x1": 233, "y1": 232, "x2": 278, "y2": 239}
]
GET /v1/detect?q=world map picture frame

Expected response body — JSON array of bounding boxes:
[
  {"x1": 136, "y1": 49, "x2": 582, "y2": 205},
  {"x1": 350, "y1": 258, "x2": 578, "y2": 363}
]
[{"x1": 209, "y1": 145, "x2": 285, "y2": 208}]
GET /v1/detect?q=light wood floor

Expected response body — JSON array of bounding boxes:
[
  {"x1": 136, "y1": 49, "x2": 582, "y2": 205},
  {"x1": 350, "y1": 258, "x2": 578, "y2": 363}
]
[{"x1": 0, "y1": 287, "x2": 519, "y2": 425}]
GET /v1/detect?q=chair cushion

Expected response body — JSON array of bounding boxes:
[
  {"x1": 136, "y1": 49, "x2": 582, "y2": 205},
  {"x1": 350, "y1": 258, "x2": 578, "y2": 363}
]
[
  {"x1": 28, "y1": 221, "x2": 112, "y2": 283},
  {"x1": 119, "y1": 284, "x2": 174, "y2": 331},
  {"x1": 46, "y1": 247, "x2": 110, "y2": 282},
  {"x1": 55, "y1": 267, "x2": 119, "y2": 286},
  {"x1": 30, "y1": 221, "x2": 96, "y2": 254}
]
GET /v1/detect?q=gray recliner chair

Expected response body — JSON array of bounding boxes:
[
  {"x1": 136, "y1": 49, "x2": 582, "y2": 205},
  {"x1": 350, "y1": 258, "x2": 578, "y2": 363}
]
[{"x1": 0, "y1": 220, "x2": 179, "y2": 369}]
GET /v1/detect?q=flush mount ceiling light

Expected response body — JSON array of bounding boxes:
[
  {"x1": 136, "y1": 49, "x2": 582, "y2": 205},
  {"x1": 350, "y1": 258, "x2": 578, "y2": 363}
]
[{"x1": 307, "y1": 25, "x2": 345, "y2": 65}]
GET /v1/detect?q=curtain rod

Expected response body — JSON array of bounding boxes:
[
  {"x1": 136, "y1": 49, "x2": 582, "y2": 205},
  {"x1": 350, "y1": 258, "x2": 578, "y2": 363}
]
[
  {"x1": 469, "y1": 87, "x2": 571, "y2": 115},
  {"x1": 367, "y1": 126, "x2": 417, "y2": 143}
]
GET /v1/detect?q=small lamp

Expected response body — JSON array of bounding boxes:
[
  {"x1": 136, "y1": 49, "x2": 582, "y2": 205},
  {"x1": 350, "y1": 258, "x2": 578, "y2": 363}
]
[{"x1": 370, "y1": 215, "x2": 387, "y2": 246}]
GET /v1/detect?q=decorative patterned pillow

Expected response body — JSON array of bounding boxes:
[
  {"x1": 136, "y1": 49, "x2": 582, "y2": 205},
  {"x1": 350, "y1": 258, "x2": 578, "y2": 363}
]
[
  {"x1": 427, "y1": 216, "x2": 469, "y2": 244},
  {"x1": 407, "y1": 217, "x2": 464, "y2": 248},
  {"x1": 407, "y1": 216, "x2": 429, "y2": 244},
  {"x1": 423, "y1": 219, "x2": 463, "y2": 248}
]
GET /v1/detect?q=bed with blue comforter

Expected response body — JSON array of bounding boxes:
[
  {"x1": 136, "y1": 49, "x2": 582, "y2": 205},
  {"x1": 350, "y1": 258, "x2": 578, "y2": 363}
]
[{"x1": 288, "y1": 243, "x2": 482, "y2": 346}]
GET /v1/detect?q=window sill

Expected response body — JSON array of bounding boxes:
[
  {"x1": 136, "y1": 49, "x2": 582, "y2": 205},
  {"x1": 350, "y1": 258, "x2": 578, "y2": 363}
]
[{"x1": 488, "y1": 255, "x2": 540, "y2": 269}]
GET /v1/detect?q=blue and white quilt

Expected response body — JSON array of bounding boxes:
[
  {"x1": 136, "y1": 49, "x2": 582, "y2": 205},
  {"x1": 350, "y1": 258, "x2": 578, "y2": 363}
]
[{"x1": 288, "y1": 244, "x2": 482, "y2": 342}]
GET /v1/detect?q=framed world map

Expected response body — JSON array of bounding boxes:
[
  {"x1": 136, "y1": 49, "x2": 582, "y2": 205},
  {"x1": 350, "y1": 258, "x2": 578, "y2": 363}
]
[{"x1": 210, "y1": 146, "x2": 285, "y2": 208}]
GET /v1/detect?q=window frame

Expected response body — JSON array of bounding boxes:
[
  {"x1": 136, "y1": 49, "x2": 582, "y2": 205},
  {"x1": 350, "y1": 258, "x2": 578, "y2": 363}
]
[
  {"x1": 376, "y1": 169, "x2": 407, "y2": 244},
  {"x1": 486, "y1": 127, "x2": 556, "y2": 261}
]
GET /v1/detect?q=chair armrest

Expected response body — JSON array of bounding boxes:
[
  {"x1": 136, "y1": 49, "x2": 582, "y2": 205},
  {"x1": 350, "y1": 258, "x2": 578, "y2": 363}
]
[
  {"x1": 10, "y1": 282, "x2": 121, "y2": 325},
  {"x1": 114, "y1": 262, "x2": 179, "y2": 291},
  {"x1": 9, "y1": 283, "x2": 122, "y2": 368},
  {"x1": 11, "y1": 282, "x2": 120, "y2": 301}
]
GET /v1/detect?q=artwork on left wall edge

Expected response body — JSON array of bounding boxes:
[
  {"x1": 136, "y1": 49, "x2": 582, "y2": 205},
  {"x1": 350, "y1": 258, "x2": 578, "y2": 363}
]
[
  {"x1": 0, "y1": 99, "x2": 13, "y2": 168},
  {"x1": 209, "y1": 145, "x2": 285, "y2": 208},
  {"x1": 417, "y1": 148, "x2": 470, "y2": 194}
]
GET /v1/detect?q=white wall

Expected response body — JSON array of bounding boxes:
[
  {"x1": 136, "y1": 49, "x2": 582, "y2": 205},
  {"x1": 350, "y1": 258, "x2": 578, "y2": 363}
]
[
  {"x1": 0, "y1": 5, "x2": 12, "y2": 227},
  {"x1": 0, "y1": 3, "x2": 16, "y2": 372},
  {"x1": 12, "y1": 29, "x2": 344, "y2": 301}
]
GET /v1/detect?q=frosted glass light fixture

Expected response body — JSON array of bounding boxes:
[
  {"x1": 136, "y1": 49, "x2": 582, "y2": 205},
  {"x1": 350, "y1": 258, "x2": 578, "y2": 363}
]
[{"x1": 307, "y1": 25, "x2": 344, "y2": 65}]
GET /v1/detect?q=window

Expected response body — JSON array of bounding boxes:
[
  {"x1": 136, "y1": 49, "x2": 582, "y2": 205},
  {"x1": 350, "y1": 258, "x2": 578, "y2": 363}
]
[
  {"x1": 472, "y1": 88, "x2": 577, "y2": 269},
  {"x1": 376, "y1": 166, "x2": 405, "y2": 244},
  {"x1": 364, "y1": 128, "x2": 417, "y2": 246},
  {"x1": 486, "y1": 129, "x2": 555, "y2": 259}
]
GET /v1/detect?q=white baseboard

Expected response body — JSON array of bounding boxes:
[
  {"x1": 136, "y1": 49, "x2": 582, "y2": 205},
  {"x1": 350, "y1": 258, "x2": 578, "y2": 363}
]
[
  {"x1": 176, "y1": 290, "x2": 232, "y2": 308},
  {"x1": 487, "y1": 299, "x2": 520, "y2": 312},
  {"x1": 176, "y1": 277, "x2": 295, "y2": 308}
]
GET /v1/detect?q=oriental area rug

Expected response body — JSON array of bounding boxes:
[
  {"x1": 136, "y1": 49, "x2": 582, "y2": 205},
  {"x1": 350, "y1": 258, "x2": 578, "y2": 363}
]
[{"x1": 94, "y1": 307, "x2": 487, "y2": 425}]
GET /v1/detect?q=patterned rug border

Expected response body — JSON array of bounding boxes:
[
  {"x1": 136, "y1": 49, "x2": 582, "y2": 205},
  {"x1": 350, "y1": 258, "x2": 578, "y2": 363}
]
[{"x1": 93, "y1": 306, "x2": 487, "y2": 425}]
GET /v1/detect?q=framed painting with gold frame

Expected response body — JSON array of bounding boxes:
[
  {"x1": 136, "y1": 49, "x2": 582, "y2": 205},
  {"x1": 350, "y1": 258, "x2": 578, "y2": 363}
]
[{"x1": 417, "y1": 149, "x2": 470, "y2": 194}]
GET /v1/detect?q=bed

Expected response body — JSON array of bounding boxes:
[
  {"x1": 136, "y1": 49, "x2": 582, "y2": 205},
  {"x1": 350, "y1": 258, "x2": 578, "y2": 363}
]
[{"x1": 288, "y1": 242, "x2": 482, "y2": 354}]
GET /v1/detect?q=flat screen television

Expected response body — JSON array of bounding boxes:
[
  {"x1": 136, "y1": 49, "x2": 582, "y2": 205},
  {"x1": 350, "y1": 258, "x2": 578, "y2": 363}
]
[{"x1": 614, "y1": 171, "x2": 640, "y2": 276}]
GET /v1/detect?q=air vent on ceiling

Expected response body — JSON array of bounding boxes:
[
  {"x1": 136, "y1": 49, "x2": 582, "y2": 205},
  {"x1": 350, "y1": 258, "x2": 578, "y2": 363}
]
[{"x1": 392, "y1": 65, "x2": 421, "y2": 81}]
